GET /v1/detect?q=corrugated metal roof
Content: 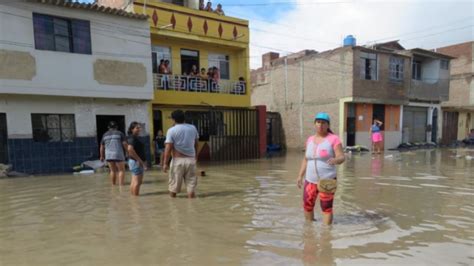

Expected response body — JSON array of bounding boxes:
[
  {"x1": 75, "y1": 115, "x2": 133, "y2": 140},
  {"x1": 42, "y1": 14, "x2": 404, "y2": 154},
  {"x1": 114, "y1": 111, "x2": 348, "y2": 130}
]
[{"x1": 31, "y1": 0, "x2": 149, "y2": 20}]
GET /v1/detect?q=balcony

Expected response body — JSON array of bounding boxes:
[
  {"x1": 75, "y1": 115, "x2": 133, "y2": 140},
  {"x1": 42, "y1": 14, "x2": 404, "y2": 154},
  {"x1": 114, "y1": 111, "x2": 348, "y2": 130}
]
[
  {"x1": 153, "y1": 74, "x2": 246, "y2": 95},
  {"x1": 409, "y1": 79, "x2": 449, "y2": 102},
  {"x1": 133, "y1": 0, "x2": 249, "y2": 47}
]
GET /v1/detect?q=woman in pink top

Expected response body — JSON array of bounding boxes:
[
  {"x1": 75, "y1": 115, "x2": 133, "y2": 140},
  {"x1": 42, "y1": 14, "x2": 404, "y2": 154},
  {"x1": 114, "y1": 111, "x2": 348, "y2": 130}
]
[{"x1": 297, "y1": 112, "x2": 345, "y2": 224}]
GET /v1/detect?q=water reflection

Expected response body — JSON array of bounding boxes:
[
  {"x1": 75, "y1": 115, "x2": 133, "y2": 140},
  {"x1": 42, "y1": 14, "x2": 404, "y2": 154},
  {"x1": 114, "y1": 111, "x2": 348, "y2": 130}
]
[{"x1": 302, "y1": 224, "x2": 334, "y2": 265}]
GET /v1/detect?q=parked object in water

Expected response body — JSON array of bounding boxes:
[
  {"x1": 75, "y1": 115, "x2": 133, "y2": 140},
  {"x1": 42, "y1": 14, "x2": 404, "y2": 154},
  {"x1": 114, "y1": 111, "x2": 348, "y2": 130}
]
[
  {"x1": 0, "y1": 164, "x2": 28, "y2": 178},
  {"x1": 82, "y1": 160, "x2": 105, "y2": 170},
  {"x1": 345, "y1": 145, "x2": 370, "y2": 153},
  {"x1": 0, "y1": 164, "x2": 12, "y2": 178}
]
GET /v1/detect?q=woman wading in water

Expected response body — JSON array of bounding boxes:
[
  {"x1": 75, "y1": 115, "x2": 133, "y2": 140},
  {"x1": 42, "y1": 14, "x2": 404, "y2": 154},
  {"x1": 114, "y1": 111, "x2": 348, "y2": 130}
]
[
  {"x1": 127, "y1": 122, "x2": 147, "y2": 196},
  {"x1": 297, "y1": 113, "x2": 345, "y2": 224}
]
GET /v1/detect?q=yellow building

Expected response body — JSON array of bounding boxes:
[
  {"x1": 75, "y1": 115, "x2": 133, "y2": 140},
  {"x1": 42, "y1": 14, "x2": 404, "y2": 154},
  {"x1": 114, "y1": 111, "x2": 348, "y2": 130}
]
[{"x1": 130, "y1": 0, "x2": 258, "y2": 161}]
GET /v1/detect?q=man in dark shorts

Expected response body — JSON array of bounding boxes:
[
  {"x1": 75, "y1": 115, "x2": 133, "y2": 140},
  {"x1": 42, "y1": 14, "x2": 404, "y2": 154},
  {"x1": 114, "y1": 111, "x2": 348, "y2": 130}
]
[{"x1": 100, "y1": 121, "x2": 128, "y2": 185}]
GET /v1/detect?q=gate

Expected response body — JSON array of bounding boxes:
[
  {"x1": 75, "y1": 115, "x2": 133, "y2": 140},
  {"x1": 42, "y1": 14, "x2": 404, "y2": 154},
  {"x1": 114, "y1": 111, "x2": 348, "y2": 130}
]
[
  {"x1": 442, "y1": 111, "x2": 459, "y2": 144},
  {"x1": 267, "y1": 112, "x2": 284, "y2": 149},
  {"x1": 0, "y1": 114, "x2": 8, "y2": 164},
  {"x1": 185, "y1": 108, "x2": 259, "y2": 161}
]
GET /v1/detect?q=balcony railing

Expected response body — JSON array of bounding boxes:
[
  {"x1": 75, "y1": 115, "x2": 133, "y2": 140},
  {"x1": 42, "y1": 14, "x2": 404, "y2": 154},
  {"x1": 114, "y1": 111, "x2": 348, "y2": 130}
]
[{"x1": 153, "y1": 74, "x2": 246, "y2": 95}]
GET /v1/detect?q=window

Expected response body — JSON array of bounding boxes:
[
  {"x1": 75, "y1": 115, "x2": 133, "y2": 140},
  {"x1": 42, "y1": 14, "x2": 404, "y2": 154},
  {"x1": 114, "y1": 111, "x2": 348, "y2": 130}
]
[
  {"x1": 181, "y1": 49, "x2": 199, "y2": 75},
  {"x1": 389, "y1": 56, "x2": 404, "y2": 81},
  {"x1": 360, "y1": 52, "x2": 377, "y2": 80},
  {"x1": 209, "y1": 54, "x2": 230, "y2": 80},
  {"x1": 32, "y1": 114, "x2": 76, "y2": 142},
  {"x1": 440, "y1": 59, "x2": 449, "y2": 70},
  {"x1": 33, "y1": 13, "x2": 91, "y2": 54},
  {"x1": 184, "y1": 111, "x2": 224, "y2": 141},
  {"x1": 412, "y1": 60, "x2": 422, "y2": 80},
  {"x1": 152, "y1": 46, "x2": 171, "y2": 73}
]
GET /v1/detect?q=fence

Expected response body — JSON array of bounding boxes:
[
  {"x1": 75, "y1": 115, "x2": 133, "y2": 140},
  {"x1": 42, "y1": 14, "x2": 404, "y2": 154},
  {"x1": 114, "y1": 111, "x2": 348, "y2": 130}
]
[{"x1": 154, "y1": 74, "x2": 246, "y2": 95}]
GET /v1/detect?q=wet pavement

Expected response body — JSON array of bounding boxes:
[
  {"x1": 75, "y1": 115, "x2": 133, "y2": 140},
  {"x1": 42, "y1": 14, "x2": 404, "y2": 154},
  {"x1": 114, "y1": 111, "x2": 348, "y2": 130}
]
[{"x1": 0, "y1": 149, "x2": 473, "y2": 265}]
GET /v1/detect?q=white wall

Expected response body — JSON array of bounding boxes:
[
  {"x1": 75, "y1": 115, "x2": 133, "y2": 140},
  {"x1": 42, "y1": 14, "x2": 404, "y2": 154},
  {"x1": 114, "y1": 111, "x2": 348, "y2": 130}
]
[
  {"x1": 422, "y1": 59, "x2": 440, "y2": 84},
  {"x1": 0, "y1": 2, "x2": 153, "y2": 100},
  {"x1": 0, "y1": 95, "x2": 149, "y2": 139}
]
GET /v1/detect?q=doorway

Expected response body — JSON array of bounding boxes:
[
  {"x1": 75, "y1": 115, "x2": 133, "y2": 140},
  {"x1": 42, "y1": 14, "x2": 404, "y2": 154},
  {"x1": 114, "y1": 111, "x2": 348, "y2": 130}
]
[
  {"x1": 441, "y1": 111, "x2": 458, "y2": 144},
  {"x1": 346, "y1": 103, "x2": 356, "y2": 146},
  {"x1": 153, "y1": 110, "x2": 163, "y2": 137},
  {"x1": 96, "y1": 115, "x2": 126, "y2": 148},
  {"x1": 372, "y1": 104, "x2": 385, "y2": 130},
  {"x1": 431, "y1": 108, "x2": 438, "y2": 143},
  {"x1": 0, "y1": 113, "x2": 8, "y2": 164},
  {"x1": 180, "y1": 49, "x2": 199, "y2": 75}
]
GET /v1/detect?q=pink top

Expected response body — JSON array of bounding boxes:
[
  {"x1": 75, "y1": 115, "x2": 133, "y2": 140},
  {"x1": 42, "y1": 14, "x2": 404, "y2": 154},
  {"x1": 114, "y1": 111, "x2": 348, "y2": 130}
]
[{"x1": 305, "y1": 133, "x2": 341, "y2": 183}]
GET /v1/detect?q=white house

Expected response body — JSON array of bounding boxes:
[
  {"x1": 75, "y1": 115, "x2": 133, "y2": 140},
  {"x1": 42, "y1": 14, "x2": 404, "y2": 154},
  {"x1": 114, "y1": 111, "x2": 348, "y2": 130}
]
[{"x1": 0, "y1": 0, "x2": 153, "y2": 174}]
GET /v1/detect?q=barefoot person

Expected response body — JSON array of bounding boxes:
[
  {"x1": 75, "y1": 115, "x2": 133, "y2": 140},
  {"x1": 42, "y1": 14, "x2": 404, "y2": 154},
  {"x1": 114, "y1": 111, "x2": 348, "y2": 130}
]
[
  {"x1": 127, "y1": 122, "x2": 147, "y2": 196},
  {"x1": 297, "y1": 113, "x2": 345, "y2": 224},
  {"x1": 370, "y1": 119, "x2": 384, "y2": 154},
  {"x1": 163, "y1": 110, "x2": 199, "y2": 198},
  {"x1": 100, "y1": 121, "x2": 127, "y2": 186}
]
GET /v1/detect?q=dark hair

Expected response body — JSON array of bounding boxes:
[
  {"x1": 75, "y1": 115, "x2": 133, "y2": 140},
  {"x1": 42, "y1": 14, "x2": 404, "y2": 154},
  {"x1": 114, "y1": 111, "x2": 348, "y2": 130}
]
[
  {"x1": 128, "y1": 121, "x2": 141, "y2": 135},
  {"x1": 108, "y1": 121, "x2": 118, "y2": 129},
  {"x1": 164, "y1": 60, "x2": 170, "y2": 64},
  {"x1": 160, "y1": 59, "x2": 164, "y2": 63},
  {"x1": 171, "y1": 110, "x2": 185, "y2": 124}
]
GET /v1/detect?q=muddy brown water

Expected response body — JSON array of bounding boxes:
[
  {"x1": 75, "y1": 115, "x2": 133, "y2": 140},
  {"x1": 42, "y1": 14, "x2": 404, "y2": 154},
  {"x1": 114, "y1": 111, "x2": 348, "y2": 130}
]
[{"x1": 0, "y1": 149, "x2": 473, "y2": 265}]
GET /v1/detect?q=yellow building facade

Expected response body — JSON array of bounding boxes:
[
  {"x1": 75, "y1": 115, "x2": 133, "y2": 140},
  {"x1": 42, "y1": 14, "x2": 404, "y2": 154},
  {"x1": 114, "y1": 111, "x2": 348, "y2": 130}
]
[{"x1": 132, "y1": 0, "x2": 255, "y2": 161}]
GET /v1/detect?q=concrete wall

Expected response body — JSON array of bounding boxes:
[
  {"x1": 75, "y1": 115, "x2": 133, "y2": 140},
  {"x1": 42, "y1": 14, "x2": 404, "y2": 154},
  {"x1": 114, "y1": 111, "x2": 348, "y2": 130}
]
[
  {"x1": 353, "y1": 49, "x2": 410, "y2": 102},
  {"x1": 0, "y1": 2, "x2": 153, "y2": 100},
  {"x1": 409, "y1": 57, "x2": 450, "y2": 102},
  {"x1": 422, "y1": 58, "x2": 440, "y2": 84},
  {"x1": 0, "y1": 95, "x2": 150, "y2": 139},
  {"x1": 438, "y1": 42, "x2": 473, "y2": 108},
  {"x1": 251, "y1": 47, "x2": 353, "y2": 149}
]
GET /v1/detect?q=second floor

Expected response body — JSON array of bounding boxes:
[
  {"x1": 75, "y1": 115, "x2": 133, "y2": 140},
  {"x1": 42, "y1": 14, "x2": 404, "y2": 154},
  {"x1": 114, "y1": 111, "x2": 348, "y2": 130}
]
[
  {"x1": 0, "y1": 0, "x2": 154, "y2": 100},
  {"x1": 251, "y1": 42, "x2": 454, "y2": 106},
  {"x1": 149, "y1": 36, "x2": 250, "y2": 107},
  {"x1": 436, "y1": 41, "x2": 474, "y2": 108},
  {"x1": 404, "y1": 48, "x2": 452, "y2": 102}
]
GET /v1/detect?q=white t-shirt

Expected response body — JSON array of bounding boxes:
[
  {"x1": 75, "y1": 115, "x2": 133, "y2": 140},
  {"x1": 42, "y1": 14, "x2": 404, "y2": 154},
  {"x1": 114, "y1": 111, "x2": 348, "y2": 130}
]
[{"x1": 165, "y1": 124, "x2": 199, "y2": 157}]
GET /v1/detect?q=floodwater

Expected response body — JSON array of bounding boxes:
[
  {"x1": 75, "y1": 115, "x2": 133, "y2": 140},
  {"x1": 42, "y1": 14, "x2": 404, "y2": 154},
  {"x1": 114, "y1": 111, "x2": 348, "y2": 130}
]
[{"x1": 0, "y1": 149, "x2": 473, "y2": 266}]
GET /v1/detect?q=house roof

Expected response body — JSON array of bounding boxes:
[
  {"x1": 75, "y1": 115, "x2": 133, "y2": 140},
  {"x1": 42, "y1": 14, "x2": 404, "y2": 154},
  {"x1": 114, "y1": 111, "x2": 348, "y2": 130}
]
[
  {"x1": 410, "y1": 48, "x2": 455, "y2": 59},
  {"x1": 30, "y1": 0, "x2": 148, "y2": 20},
  {"x1": 373, "y1": 40, "x2": 405, "y2": 51}
]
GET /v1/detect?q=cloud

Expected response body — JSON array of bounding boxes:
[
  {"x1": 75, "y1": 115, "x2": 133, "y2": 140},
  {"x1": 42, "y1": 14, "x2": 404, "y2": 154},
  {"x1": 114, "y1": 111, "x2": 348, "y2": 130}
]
[{"x1": 227, "y1": 0, "x2": 473, "y2": 69}]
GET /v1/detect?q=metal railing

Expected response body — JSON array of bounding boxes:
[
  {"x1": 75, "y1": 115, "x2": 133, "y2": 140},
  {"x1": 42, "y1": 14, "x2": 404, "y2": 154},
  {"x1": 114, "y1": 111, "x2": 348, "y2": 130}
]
[{"x1": 153, "y1": 74, "x2": 246, "y2": 95}]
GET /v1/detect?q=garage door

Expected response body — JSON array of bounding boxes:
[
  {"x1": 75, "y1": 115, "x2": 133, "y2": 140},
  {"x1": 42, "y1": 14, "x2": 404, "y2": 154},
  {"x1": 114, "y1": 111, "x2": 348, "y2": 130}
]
[{"x1": 403, "y1": 107, "x2": 427, "y2": 143}]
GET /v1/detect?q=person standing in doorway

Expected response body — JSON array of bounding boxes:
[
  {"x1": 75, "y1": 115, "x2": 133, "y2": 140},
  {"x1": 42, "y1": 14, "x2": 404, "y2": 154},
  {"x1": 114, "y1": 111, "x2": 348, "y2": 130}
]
[
  {"x1": 154, "y1": 129, "x2": 166, "y2": 167},
  {"x1": 297, "y1": 113, "x2": 345, "y2": 224},
  {"x1": 127, "y1": 122, "x2": 147, "y2": 196},
  {"x1": 100, "y1": 121, "x2": 127, "y2": 186},
  {"x1": 163, "y1": 110, "x2": 199, "y2": 199},
  {"x1": 370, "y1": 119, "x2": 384, "y2": 154}
]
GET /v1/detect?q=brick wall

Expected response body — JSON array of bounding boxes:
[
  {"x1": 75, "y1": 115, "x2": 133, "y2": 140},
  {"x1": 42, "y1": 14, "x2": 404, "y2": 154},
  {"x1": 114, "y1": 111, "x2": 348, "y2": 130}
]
[{"x1": 437, "y1": 42, "x2": 473, "y2": 107}]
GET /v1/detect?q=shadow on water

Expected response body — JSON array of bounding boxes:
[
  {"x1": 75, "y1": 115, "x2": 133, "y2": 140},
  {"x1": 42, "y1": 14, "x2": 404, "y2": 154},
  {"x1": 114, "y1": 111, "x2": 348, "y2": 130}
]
[
  {"x1": 334, "y1": 210, "x2": 389, "y2": 226},
  {"x1": 197, "y1": 190, "x2": 243, "y2": 198},
  {"x1": 140, "y1": 191, "x2": 170, "y2": 197}
]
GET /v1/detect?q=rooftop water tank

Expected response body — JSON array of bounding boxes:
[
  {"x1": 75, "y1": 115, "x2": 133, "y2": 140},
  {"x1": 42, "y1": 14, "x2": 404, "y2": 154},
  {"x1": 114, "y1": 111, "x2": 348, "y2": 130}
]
[{"x1": 343, "y1": 35, "x2": 356, "y2": 47}]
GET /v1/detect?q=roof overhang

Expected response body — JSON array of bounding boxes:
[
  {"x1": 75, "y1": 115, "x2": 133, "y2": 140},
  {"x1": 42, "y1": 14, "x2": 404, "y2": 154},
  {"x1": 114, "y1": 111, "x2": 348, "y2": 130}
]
[{"x1": 29, "y1": 0, "x2": 149, "y2": 20}]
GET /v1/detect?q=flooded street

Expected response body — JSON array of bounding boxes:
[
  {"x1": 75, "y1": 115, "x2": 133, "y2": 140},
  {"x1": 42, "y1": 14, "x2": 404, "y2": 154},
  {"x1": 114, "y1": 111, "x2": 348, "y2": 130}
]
[{"x1": 0, "y1": 149, "x2": 473, "y2": 265}]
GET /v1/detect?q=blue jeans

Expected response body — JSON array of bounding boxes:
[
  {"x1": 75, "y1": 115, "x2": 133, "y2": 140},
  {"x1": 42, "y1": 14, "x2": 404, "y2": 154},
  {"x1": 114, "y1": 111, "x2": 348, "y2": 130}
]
[{"x1": 128, "y1": 159, "x2": 144, "y2": 176}]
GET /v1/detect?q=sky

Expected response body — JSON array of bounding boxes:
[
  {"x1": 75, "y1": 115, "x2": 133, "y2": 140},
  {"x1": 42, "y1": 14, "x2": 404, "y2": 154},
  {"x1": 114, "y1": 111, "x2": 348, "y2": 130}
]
[{"x1": 83, "y1": 0, "x2": 473, "y2": 69}]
